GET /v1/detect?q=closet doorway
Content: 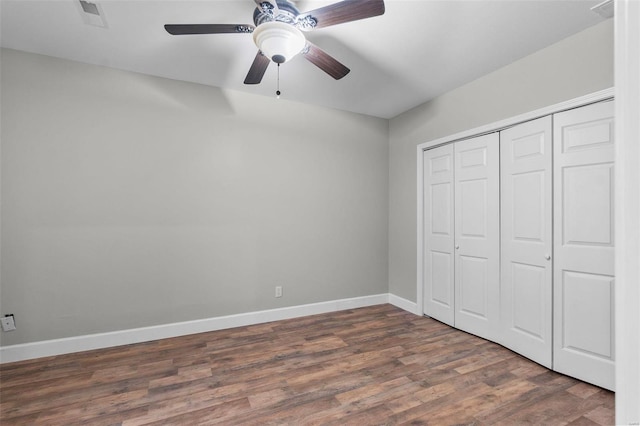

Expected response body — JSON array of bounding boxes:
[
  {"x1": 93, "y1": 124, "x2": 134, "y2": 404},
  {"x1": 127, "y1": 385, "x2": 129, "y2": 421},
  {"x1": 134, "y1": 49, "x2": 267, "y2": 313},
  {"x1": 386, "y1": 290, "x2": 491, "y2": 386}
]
[{"x1": 418, "y1": 90, "x2": 615, "y2": 391}]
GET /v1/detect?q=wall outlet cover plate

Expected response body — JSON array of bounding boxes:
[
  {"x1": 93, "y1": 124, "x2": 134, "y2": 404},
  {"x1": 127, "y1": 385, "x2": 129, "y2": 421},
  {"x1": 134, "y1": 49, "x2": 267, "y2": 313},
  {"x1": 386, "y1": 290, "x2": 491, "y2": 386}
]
[{"x1": 1, "y1": 316, "x2": 16, "y2": 331}]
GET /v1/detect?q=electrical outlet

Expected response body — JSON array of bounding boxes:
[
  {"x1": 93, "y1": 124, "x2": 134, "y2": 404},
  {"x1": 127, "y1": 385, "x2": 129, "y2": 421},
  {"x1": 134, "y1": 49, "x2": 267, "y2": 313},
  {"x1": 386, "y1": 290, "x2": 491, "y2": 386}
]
[
  {"x1": 275, "y1": 286, "x2": 283, "y2": 298},
  {"x1": 1, "y1": 315, "x2": 16, "y2": 332}
]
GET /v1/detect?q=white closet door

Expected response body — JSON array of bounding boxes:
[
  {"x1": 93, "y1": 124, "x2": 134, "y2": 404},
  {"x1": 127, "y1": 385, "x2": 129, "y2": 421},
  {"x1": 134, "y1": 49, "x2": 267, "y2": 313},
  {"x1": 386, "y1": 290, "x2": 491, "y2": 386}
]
[
  {"x1": 454, "y1": 133, "x2": 500, "y2": 341},
  {"x1": 554, "y1": 101, "x2": 615, "y2": 390},
  {"x1": 423, "y1": 144, "x2": 455, "y2": 326},
  {"x1": 500, "y1": 116, "x2": 553, "y2": 368}
]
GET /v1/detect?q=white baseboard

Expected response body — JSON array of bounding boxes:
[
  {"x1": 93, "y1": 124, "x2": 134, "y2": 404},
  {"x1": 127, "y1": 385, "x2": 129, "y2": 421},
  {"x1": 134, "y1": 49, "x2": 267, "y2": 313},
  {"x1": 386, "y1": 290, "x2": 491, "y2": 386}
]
[
  {"x1": 388, "y1": 293, "x2": 420, "y2": 315},
  {"x1": 0, "y1": 293, "x2": 416, "y2": 364}
]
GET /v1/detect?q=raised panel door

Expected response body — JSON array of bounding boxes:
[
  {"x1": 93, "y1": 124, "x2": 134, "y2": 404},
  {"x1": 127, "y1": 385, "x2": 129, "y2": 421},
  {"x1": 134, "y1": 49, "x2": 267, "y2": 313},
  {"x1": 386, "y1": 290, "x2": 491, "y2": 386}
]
[
  {"x1": 500, "y1": 116, "x2": 553, "y2": 368},
  {"x1": 553, "y1": 101, "x2": 615, "y2": 390},
  {"x1": 423, "y1": 144, "x2": 455, "y2": 326},
  {"x1": 454, "y1": 133, "x2": 500, "y2": 341}
]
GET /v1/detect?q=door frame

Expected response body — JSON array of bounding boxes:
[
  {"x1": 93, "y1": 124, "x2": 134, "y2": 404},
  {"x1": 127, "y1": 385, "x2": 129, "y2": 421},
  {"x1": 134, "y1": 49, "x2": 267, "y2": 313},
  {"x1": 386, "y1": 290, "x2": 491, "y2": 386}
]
[
  {"x1": 417, "y1": 87, "x2": 614, "y2": 320},
  {"x1": 614, "y1": 0, "x2": 640, "y2": 422}
]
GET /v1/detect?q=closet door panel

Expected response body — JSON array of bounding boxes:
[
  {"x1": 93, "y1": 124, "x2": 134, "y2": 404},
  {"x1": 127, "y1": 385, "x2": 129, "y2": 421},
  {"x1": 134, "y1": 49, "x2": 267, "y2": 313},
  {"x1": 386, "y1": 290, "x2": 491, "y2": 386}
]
[
  {"x1": 511, "y1": 263, "x2": 545, "y2": 336},
  {"x1": 454, "y1": 133, "x2": 500, "y2": 341},
  {"x1": 554, "y1": 101, "x2": 615, "y2": 390},
  {"x1": 560, "y1": 162, "x2": 615, "y2": 272},
  {"x1": 500, "y1": 116, "x2": 553, "y2": 368},
  {"x1": 561, "y1": 271, "x2": 614, "y2": 357},
  {"x1": 423, "y1": 144, "x2": 455, "y2": 326},
  {"x1": 458, "y1": 255, "x2": 488, "y2": 317}
]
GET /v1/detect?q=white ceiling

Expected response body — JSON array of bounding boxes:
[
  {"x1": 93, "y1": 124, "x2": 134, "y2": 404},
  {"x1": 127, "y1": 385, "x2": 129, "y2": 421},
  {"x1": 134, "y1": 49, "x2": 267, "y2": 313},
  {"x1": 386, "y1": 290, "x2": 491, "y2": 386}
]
[{"x1": 1, "y1": 0, "x2": 607, "y2": 118}]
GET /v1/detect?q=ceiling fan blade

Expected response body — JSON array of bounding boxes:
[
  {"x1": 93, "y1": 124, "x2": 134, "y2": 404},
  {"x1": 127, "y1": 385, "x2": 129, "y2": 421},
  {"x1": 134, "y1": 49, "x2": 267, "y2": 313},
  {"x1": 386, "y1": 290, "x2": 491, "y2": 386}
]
[
  {"x1": 302, "y1": 43, "x2": 350, "y2": 80},
  {"x1": 298, "y1": 0, "x2": 385, "y2": 30},
  {"x1": 253, "y1": 0, "x2": 279, "y2": 18},
  {"x1": 244, "y1": 51, "x2": 271, "y2": 84},
  {"x1": 164, "y1": 24, "x2": 255, "y2": 35}
]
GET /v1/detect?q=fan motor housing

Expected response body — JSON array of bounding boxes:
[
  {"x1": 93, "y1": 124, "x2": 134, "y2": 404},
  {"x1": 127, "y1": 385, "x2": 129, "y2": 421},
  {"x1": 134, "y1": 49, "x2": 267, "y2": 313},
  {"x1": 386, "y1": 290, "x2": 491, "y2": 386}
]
[{"x1": 253, "y1": 0, "x2": 300, "y2": 26}]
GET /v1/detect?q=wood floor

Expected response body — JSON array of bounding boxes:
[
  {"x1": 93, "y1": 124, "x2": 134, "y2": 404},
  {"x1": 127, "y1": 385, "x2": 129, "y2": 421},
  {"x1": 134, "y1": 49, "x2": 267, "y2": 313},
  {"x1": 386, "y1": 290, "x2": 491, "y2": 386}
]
[{"x1": 0, "y1": 304, "x2": 614, "y2": 425}]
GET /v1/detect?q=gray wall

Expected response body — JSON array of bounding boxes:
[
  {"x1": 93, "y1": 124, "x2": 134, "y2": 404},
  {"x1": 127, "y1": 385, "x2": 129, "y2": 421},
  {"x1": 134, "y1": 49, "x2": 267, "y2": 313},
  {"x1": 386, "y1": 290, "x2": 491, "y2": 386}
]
[
  {"x1": 388, "y1": 19, "x2": 614, "y2": 302},
  {"x1": 0, "y1": 48, "x2": 389, "y2": 345},
  {"x1": 0, "y1": 18, "x2": 615, "y2": 347}
]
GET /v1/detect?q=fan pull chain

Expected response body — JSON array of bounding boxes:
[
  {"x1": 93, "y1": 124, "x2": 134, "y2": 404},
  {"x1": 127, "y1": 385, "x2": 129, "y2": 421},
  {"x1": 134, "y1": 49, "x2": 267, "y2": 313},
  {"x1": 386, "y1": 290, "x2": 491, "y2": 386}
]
[{"x1": 276, "y1": 63, "x2": 281, "y2": 99}]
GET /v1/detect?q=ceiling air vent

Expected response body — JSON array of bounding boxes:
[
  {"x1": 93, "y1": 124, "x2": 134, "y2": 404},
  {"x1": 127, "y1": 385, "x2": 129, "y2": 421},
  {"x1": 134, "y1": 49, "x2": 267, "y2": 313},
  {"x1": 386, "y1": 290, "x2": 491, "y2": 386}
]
[
  {"x1": 590, "y1": 0, "x2": 614, "y2": 19},
  {"x1": 77, "y1": 0, "x2": 108, "y2": 28}
]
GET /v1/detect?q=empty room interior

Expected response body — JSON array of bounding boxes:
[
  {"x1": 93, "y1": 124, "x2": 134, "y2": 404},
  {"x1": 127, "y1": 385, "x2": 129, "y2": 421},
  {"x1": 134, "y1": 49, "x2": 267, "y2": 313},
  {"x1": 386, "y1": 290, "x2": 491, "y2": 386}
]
[{"x1": 1, "y1": 0, "x2": 639, "y2": 424}]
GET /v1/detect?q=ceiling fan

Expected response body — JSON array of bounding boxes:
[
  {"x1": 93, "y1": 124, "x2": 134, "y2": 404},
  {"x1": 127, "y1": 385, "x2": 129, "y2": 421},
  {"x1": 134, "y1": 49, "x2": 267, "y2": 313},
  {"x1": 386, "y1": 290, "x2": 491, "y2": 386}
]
[{"x1": 164, "y1": 0, "x2": 385, "y2": 85}]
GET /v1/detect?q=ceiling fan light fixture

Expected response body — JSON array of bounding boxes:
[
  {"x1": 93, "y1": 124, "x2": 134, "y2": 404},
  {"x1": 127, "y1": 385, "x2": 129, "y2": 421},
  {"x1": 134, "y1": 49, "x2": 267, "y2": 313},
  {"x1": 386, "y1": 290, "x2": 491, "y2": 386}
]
[{"x1": 252, "y1": 21, "x2": 305, "y2": 64}]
